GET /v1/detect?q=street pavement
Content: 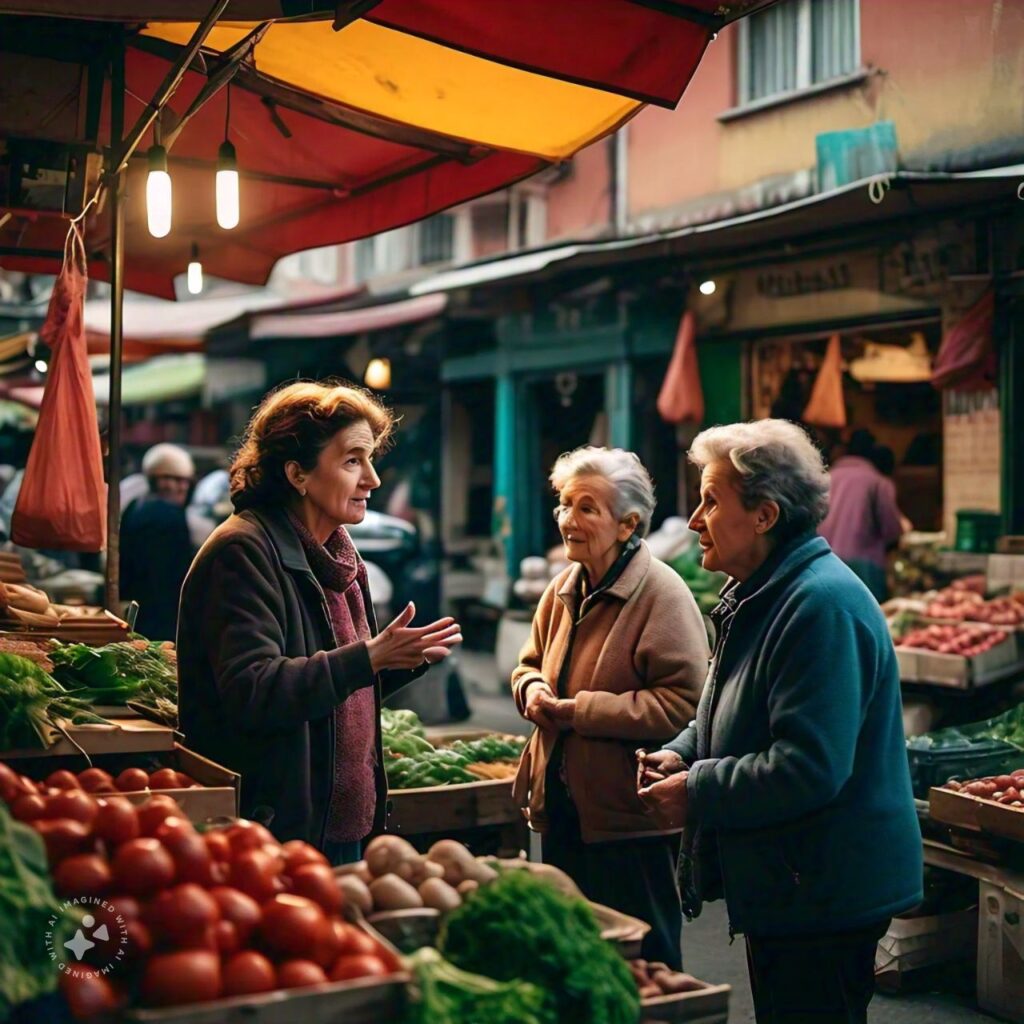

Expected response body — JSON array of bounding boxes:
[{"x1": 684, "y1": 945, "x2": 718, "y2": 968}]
[{"x1": 456, "y1": 651, "x2": 996, "y2": 1024}]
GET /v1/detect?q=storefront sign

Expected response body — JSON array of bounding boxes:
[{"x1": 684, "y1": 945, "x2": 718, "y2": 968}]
[
  {"x1": 756, "y1": 262, "x2": 851, "y2": 298},
  {"x1": 881, "y1": 223, "x2": 978, "y2": 298}
]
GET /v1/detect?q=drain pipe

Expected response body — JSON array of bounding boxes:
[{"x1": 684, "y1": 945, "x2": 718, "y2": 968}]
[{"x1": 611, "y1": 126, "x2": 628, "y2": 236}]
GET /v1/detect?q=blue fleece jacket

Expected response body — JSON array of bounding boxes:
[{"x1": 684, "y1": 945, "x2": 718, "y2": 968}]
[{"x1": 665, "y1": 534, "x2": 922, "y2": 937}]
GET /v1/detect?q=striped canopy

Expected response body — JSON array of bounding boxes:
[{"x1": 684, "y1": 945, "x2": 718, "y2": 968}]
[{"x1": 0, "y1": 1, "x2": 775, "y2": 297}]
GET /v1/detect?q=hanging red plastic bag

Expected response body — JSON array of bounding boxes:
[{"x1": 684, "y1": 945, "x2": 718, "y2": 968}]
[
  {"x1": 802, "y1": 334, "x2": 847, "y2": 429},
  {"x1": 657, "y1": 310, "x2": 705, "y2": 424},
  {"x1": 12, "y1": 223, "x2": 106, "y2": 551},
  {"x1": 931, "y1": 289, "x2": 995, "y2": 391}
]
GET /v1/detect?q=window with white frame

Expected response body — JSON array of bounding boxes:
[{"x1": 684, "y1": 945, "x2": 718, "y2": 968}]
[
  {"x1": 352, "y1": 212, "x2": 462, "y2": 284},
  {"x1": 738, "y1": 0, "x2": 860, "y2": 105}
]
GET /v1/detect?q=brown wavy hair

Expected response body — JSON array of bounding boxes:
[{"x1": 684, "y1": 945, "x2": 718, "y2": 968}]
[{"x1": 230, "y1": 380, "x2": 395, "y2": 512}]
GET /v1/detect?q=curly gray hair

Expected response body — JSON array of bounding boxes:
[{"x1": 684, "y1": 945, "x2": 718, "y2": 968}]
[
  {"x1": 688, "y1": 420, "x2": 830, "y2": 539},
  {"x1": 549, "y1": 446, "x2": 656, "y2": 538}
]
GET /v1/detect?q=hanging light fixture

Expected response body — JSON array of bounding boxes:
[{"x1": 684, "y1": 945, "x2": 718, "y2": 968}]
[
  {"x1": 187, "y1": 243, "x2": 203, "y2": 295},
  {"x1": 364, "y1": 357, "x2": 392, "y2": 390},
  {"x1": 216, "y1": 85, "x2": 240, "y2": 230},
  {"x1": 146, "y1": 145, "x2": 172, "y2": 238},
  {"x1": 699, "y1": 279, "x2": 717, "y2": 296}
]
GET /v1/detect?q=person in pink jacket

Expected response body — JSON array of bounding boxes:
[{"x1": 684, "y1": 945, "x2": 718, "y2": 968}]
[{"x1": 819, "y1": 430, "x2": 905, "y2": 600}]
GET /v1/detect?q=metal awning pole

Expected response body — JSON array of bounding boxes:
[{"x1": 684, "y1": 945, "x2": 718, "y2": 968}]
[{"x1": 104, "y1": 31, "x2": 126, "y2": 613}]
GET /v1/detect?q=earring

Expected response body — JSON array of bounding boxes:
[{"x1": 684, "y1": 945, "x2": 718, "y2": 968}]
[{"x1": 300, "y1": 487, "x2": 307, "y2": 496}]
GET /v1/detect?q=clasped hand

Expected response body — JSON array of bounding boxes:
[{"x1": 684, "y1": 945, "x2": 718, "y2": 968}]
[
  {"x1": 523, "y1": 681, "x2": 575, "y2": 731},
  {"x1": 636, "y1": 748, "x2": 688, "y2": 830}
]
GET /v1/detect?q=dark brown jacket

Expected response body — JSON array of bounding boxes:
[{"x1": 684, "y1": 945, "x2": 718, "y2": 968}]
[{"x1": 176, "y1": 507, "x2": 421, "y2": 846}]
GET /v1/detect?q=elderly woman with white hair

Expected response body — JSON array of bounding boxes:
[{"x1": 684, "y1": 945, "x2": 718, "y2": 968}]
[
  {"x1": 512, "y1": 446, "x2": 709, "y2": 969},
  {"x1": 637, "y1": 420, "x2": 922, "y2": 1024}
]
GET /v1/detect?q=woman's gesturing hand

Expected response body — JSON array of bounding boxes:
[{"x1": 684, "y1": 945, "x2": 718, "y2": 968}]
[{"x1": 365, "y1": 602, "x2": 463, "y2": 672}]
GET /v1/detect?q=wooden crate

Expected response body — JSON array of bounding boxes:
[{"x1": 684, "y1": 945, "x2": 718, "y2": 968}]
[
  {"x1": 896, "y1": 637, "x2": 1020, "y2": 688},
  {"x1": 978, "y1": 879, "x2": 1024, "y2": 1023},
  {"x1": 124, "y1": 973, "x2": 408, "y2": 1024},
  {"x1": 388, "y1": 777, "x2": 521, "y2": 835},
  {"x1": 930, "y1": 786, "x2": 1024, "y2": 844},
  {"x1": 118, "y1": 745, "x2": 239, "y2": 823},
  {"x1": 0, "y1": 716, "x2": 176, "y2": 760},
  {"x1": 641, "y1": 983, "x2": 730, "y2": 1024}
]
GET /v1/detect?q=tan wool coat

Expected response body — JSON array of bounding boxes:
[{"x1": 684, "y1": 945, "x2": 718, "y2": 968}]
[{"x1": 511, "y1": 541, "x2": 709, "y2": 842}]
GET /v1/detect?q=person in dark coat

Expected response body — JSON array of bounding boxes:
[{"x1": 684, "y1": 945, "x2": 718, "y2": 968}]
[
  {"x1": 636, "y1": 419, "x2": 922, "y2": 1024},
  {"x1": 176, "y1": 381, "x2": 462, "y2": 863},
  {"x1": 120, "y1": 444, "x2": 197, "y2": 641}
]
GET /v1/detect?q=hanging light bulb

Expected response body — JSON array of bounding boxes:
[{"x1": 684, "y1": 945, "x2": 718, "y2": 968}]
[
  {"x1": 364, "y1": 357, "x2": 391, "y2": 390},
  {"x1": 146, "y1": 145, "x2": 172, "y2": 238},
  {"x1": 216, "y1": 141, "x2": 240, "y2": 230},
  {"x1": 699, "y1": 279, "x2": 717, "y2": 296},
  {"x1": 35, "y1": 359, "x2": 48, "y2": 374},
  {"x1": 187, "y1": 243, "x2": 203, "y2": 295}
]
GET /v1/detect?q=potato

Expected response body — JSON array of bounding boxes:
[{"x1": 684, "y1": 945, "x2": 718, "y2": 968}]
[
  {"x1": 337, "y1": 874, "x2": 373, "y2": 915},
  {"x1": 335, "y1": 859, "x2": 373, "y2": 885},
  {"x1": 656, "y1": 972, "x2": 705, "y2": 994},
  {"x1": 365, "y1": 835, "x2": 420, "y2": 878},
  {"x1": 456, "y1": 879, "x2": 479, "y2": 896},
  {"x1": 369, "y1": 873, "x2": 424, "y2": 911},
  {"x1": 639, "y1": 984, "x2": 662, "y2": 999},
  {"x1": 418, "y1": 877, "x2": 462, "y2": 912}
]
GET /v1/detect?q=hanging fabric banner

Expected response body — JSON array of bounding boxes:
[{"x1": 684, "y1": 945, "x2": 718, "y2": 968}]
[
  {"x1": 657, "y1": 310, "x2": 705, "y2": 425},
  {"x1": 12, "y1": 223, "x2": 107, "y2": 551},
  {"x1": 802, "y1": 333, "x2": 847, "y2": 429}
]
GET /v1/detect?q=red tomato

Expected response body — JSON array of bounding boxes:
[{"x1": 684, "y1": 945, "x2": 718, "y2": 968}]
[
  {"x1": 225, "y1": 819, "x2": 276, "y2": 855},
  {"x1": 124, "y1": 919, "x2": 153, "y2": 962},
  {"x1": 34, "y1": 819, "x2": 93, "y2": 865},
  {"x1": 259, "y1": 894, "x2": 329, "y2": 959},
  {"x1": 93, "y1": 797, "x2": 140, "y2": 845},
  {"x1": 46, "y1": 790, "x2": 99, "y2": 827},
  {"x1": 282, "y1": 839, "x2": 328, "y2": 872},
  {"x1": 277, "y1": 959, "x2": 328, "y2": 988},
  {"x1": 59, "y1": 970, "x2": 120, "y2": 1020},
  {"x1": 0, "y1": 762, "x2": 20, "y2": 802},
  {"x1": 136, "y1": 795, "x2": 181, "y2": 837},
  {"x1": 115, "y1": 767, "x2": 150, "y2": 793},
  {"x1": 230, "y1": 848, "x2": 283, "y2": 901},
  {"x1": 212, "y1": 919, "x2": 241, "y2": 956},
  {"x1": 329, "y1": 954, "x2": 391, "y2": 981},
  {"x1": 149, "y1": 883, "x2": 221, "y2": 943},
  {"x1": 210, "y1": 887, "x2": 262, "y2": 945},
  {"x1": 46, "y1": 769, "x2": 81, "y2": 791},
  {"x1": 203, "y1": 830, "x2": 232, "y2": 862},
  {"x1": 223, "y1": 951, "x2": 277, "y2": 997},
  {"x1": 112, "y1": 838, "x2": 176, "y2": 895},
  {"x1": 11, "y1": 793, "x2": 47, "y2": 822},
  {"x1": 54, "y1": 854, "x2": 112, "y2": 898},
  {"x1": 141, "y1": 950, "x2": 222, "y2": 1007},
  {"x1": 148, "y1": 768, "x2": 184, "y2": 791},
  {"x1": 155, "y1": 817, "x2": 213, "y2": 884},
  {"x1": 106, "y1": 894, "x2": 141, "y2": 922},
  {"x1": 77, "y1": 768, "x2": 116, "y2": 794},
  {"x1": 289, "y1": 863, "x2": 342, "y2": 914}
]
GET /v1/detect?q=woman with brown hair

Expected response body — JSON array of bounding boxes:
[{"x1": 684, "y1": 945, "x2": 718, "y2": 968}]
[{"x1": 176, "y1": 381, "x2": 462, "y2": 862}]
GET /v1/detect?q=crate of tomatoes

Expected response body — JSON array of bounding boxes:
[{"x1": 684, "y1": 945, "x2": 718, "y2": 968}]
[
  {"x1": 0, "y1": 766, "x2": 406, "y2": 1023},
  {"x1": 4, "y1": 744, "x2": 239, "y2": 823},
  {"x1": 930, "y1": 768, "x2": 1024, "y2": 844}
]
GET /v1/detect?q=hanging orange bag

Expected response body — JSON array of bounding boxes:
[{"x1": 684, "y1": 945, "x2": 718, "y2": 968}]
[
  {"x1": 657, "y1": 310, "x2": 705, "y2": 424},
  {"x1": 12, "y1": 223, "x2": 107, "y2": 551},
  {"x1": 802, "y1": 334, "x2": 847, "y2": 429}
]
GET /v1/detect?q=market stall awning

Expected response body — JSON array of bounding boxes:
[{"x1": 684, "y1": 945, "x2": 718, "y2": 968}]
[
  {"x1": 11, "y1": 352, "x2": 206, "y2": 408},
  {"x1": 0, "y1": 2, "x2": 776, "y2": 297},
  {"x1": 249, "y1": 291, "x2": 446, "y2": 340}
]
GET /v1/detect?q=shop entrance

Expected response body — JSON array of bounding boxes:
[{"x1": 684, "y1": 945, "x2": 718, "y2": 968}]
[{"x1": 752, "y1": 319, "x2": 944, "y2": 531}]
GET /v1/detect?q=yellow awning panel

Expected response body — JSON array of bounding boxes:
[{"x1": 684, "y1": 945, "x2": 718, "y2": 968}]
[{"x1": 143, "y1": 20, "x2": 639, "y2": 161}]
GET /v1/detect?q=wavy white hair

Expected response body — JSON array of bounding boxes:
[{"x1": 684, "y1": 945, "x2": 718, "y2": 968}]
[
  {"x1": 689, "y1": 420, "x2": 830, "y2": 539},
  {"x1": 549, "y1": 446, "x2": 656, "y2": 537}
]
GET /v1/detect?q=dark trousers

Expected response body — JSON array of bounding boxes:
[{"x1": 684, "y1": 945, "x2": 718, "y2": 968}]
[
  {"x1": 745, "y1": 919, "x2": 889, "y2": 1024},
  {"x1": 541, "y1": 773, "x2": 683, "y2": 970}
]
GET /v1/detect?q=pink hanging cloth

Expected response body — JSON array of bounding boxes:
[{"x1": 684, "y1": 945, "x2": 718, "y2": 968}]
[{"x1": 657, "y1": 310, "x2": 705, "y2": 424}]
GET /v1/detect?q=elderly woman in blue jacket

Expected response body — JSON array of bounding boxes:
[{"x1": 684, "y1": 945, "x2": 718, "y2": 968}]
[{"x1": 637, "y1": 420, "x2": 921, "y2": 1024}]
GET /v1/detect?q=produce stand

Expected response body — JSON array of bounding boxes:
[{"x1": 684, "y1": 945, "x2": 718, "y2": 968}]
[
  {"x1": 0, "y1": 716, "x2": 175, "y2": 759},
  {"x1": 385, "y1": 724, "x2": 528, "y2": 858}
]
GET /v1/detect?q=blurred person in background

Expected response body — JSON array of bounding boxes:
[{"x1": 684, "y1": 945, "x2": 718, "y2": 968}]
[
  {"x1": 120, "y1": 443, "x2": 196, "y2": 640},
  {"x1": 818, "y1": 429, "x2": 905, "y2": 601}
]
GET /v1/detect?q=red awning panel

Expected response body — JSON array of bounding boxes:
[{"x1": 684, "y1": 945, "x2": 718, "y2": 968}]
[
  {"x1": 249, "y1": 291, "x2": 447, "y2": 339},
  {"x1": 363, "y1": 0, "x2": 714, "y2": 107}
]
